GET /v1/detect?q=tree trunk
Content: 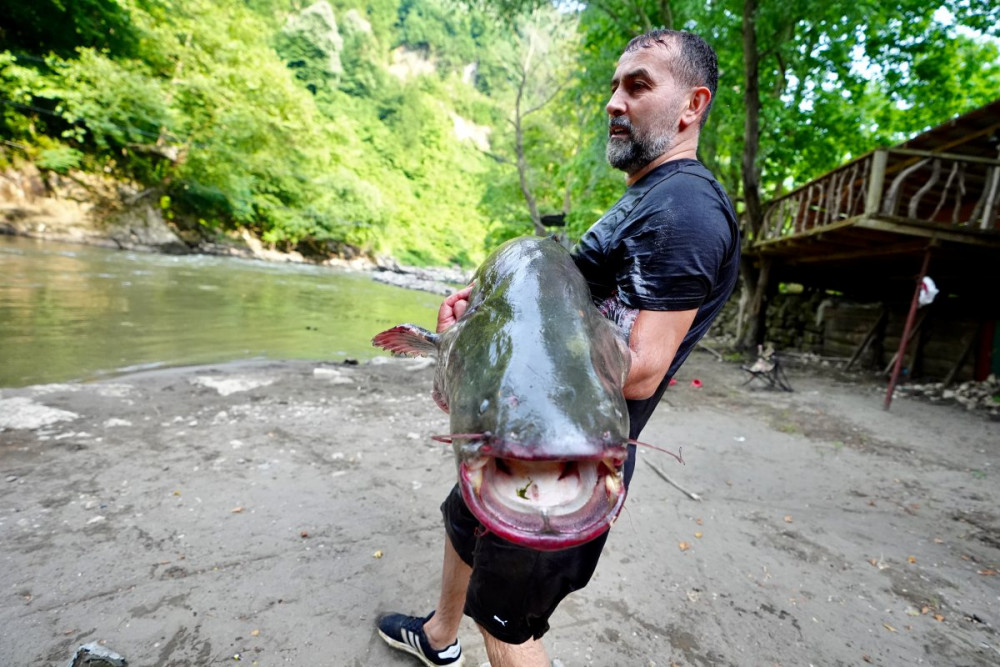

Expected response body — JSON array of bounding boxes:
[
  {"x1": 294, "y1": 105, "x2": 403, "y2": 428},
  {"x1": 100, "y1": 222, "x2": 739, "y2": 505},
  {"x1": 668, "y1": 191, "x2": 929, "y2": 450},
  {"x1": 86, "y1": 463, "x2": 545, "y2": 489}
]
[
  {"x1": 515, "y1": 113, "x2": 544, "y2": 235},
  {"x1": 738, "y1": 0, "x2": 768, "y2": 350},
  {"x1": 743, "y1": 255, "x2": 771, "y2": 350},
  {"x1": 513, "y1": 42, "x2": 544, "y2": 236},
  {"x1": 741, "y1": 0, "x2": 763, "y2": 239}
]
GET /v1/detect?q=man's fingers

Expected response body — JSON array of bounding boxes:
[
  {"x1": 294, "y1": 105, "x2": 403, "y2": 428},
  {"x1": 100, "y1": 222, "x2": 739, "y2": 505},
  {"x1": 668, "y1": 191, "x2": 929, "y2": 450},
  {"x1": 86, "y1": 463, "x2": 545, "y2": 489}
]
[{"x1": 437, "y1": 283, "x2": 475, "y2": 333}]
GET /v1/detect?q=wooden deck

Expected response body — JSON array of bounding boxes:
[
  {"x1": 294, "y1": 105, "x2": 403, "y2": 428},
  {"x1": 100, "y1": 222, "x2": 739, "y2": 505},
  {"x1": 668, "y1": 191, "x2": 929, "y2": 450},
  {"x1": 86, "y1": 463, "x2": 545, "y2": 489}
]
[{"x1": 749, "y1": 100, "x2": 1000, "y2": 298}]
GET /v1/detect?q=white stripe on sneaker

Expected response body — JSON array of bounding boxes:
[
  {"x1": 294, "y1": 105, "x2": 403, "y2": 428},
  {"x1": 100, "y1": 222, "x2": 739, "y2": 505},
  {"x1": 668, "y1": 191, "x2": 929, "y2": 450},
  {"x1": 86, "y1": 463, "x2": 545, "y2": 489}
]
[{"x1": 438, "y1": 641, "x2": 461, "y2": 660}]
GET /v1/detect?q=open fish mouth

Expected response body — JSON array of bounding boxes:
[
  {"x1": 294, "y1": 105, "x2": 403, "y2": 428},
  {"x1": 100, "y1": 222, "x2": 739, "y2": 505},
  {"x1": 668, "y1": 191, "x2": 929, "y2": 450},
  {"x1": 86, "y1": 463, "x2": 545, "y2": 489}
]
[{"x1": 458, "y1": 452, "x2": 627, "y2": 551}]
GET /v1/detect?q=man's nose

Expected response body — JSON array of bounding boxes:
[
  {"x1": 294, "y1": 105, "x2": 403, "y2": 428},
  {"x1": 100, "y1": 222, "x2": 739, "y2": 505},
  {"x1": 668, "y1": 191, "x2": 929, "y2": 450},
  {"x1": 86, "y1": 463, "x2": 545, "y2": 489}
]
[{"x1": 606, "y1": 89, "x2": 626, "y2": 116}]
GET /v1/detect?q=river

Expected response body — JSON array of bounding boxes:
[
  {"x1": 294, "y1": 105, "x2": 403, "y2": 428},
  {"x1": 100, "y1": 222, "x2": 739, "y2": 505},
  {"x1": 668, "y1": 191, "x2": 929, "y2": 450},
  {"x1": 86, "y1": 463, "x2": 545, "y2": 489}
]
[{"x1": 0, "y1": 235, "x2": 443, "y2": 388}]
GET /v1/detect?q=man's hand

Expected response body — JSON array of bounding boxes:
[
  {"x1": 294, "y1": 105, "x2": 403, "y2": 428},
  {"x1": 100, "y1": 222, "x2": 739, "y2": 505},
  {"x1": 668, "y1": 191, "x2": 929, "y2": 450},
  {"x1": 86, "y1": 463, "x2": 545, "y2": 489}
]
[{"x1": 436, "y1": 284, "x2": 474, "y2": 333}]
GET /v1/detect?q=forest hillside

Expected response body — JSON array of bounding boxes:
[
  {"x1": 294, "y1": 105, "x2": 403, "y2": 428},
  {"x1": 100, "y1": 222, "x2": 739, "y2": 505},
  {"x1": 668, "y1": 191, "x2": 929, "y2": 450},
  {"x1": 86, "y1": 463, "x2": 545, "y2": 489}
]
[{"x1": 1, "y1": 0, "x2": 998, "y2": 266}]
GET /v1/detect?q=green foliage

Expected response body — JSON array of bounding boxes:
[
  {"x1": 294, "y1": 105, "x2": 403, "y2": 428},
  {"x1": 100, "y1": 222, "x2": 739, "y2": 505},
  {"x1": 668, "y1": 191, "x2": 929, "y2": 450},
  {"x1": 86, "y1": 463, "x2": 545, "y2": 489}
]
[
  {"x1": 2, "y1": 0, "x2": 997, "y2": 268},
  {"x1": 36, "y1": 143, "x2": 83, "y2": 174},
  {"x1": 0, "y1": 0, "x2": 145, "y2": 58}
]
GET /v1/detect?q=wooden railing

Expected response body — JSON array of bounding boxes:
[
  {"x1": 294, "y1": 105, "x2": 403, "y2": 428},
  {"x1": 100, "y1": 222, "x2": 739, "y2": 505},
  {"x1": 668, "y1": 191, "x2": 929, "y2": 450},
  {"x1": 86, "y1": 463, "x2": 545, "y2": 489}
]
[{"x1": 758, "y1": 148, "x2": 1000, "y2": 242}]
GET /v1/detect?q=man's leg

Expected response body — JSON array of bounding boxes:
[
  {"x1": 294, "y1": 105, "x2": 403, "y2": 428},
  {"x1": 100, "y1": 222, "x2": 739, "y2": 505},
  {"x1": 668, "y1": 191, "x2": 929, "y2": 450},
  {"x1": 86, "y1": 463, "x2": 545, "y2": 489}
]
[
  {"x1": 422, "y1": 536, "x2": 472, "y2": 650},
  {"x1": 478, "y1": 627, "x2": 549, "y2": 667}
]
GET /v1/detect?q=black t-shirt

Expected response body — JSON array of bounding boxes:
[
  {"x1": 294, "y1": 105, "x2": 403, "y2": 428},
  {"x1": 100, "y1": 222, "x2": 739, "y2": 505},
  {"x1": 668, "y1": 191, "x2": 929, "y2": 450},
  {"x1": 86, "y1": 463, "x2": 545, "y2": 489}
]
[{"x1": 572, "y1": 158, "x2": 740, "y2": 440}]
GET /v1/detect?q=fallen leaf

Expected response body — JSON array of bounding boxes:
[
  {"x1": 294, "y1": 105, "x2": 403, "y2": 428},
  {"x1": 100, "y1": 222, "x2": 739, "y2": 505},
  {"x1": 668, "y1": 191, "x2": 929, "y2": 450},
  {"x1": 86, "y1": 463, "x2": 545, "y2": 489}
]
[
  {"x1": 883, "y1": 623, "x2": 897, "y2": 632},
  {"x1": 694, "y1": 532, "x2": 704, "y2": 539},
  {"x1": 978, "y1": 569, "x2": 997, "y2": 576},
  {"x1": 678, "y1": 542, "x2": 691, "y2": 552},
  {"x1": 373, "y1": 550, "x2": 384, "y2": 558},
  {"x1": 921, "y1": 606, "x2": 931, "y2": 615},
  {"x1": 933, "y1": 537, "x2": 944, "y2": 544},
  {"x1": 300, "y1": 531, "x2": 309, "y2": 538},
  {"x1": 173, "y1": 490, "x2": 181, "y2": 496},
  {"x1": 696, "y1": 518, "x2": 704, "y2": 525},
  {"x1": 251, "y1": 629, "x2": 260, "y2": 637},
  {"x1": 908, "y1": 555, "x2": 917, "y2": 564},
  {"x1": 783, "y1": 515, "x2": 793, "y2": 523},
  {"x1": 862, "y1": 655, "x2": 872, "y2": 663},
  {"x1": 230, "y1": 506, "x2": 245, "y2": 514},
  {"x1": 933, "y1": 614, "x2": 945, "y2": 622},
  {"x1": 905, "y1": 608, "x2": 920, "y2": 617}
]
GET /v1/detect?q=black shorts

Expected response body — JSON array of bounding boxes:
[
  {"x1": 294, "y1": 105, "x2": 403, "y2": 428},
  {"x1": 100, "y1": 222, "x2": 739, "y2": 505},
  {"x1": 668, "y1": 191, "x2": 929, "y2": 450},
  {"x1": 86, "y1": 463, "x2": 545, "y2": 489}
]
[{"x1": 440, "y1": 445, "x2": 636, "y2": 644}]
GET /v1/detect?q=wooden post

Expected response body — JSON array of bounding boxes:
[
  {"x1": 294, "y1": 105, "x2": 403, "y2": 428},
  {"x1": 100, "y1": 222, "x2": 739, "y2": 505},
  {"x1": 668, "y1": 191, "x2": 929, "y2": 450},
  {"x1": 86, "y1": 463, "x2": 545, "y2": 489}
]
[
  {"x1": 846, "y1": 304, "x2": 888, "y2": 371},
  {"x1": 866, "y1": 150, "x2": 888, "y2": 216},
  {"x1": 884, "y1": 248, "x2": 932, "y2": 410},
  {"x1": 981, "y1": 165, "x2": 1000, "y2": 230}
]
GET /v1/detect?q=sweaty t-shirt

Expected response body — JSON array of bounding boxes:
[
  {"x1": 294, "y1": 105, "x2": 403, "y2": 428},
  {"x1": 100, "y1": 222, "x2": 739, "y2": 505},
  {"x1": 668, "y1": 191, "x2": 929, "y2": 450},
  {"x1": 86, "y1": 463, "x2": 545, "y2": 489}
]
[{"x1": 572, "y1": 158, "x2": 740, "y2": 440}]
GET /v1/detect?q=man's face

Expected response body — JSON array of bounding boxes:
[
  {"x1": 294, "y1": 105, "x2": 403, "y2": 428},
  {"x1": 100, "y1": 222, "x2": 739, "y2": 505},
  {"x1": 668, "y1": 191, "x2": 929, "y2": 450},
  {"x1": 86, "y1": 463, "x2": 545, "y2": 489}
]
[{"x1": 605, "y1": 46, "x2": 688, "y2": 175}]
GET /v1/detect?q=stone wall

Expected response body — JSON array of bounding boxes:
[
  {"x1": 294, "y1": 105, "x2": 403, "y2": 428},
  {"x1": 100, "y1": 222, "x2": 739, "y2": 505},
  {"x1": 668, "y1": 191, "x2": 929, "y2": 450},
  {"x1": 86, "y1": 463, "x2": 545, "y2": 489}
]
[{"x1": 709, "y1": 288, "x2": 984, "y2": 383}]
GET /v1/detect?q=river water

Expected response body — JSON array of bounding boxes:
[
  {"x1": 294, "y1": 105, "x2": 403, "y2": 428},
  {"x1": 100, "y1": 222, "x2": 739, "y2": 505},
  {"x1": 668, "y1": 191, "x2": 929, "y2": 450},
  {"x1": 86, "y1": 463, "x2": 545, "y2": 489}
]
[{"x1": 0, "y1": 235, "x2": 443, "y2": 388}]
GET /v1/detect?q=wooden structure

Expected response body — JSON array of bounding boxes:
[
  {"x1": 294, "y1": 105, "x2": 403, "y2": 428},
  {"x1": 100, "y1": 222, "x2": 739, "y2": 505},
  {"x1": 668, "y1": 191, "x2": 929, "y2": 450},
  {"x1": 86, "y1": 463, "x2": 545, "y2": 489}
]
[{"x1": 747, "y1": 99, "x2": 1000, "y2": 407}]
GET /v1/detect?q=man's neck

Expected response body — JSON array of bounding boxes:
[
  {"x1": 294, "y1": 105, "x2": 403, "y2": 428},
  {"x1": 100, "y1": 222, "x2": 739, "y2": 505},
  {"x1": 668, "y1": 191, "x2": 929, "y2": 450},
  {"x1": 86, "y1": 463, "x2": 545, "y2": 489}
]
[{"x1": 625, "y1": 137, "x2": 699, "y2": 186}]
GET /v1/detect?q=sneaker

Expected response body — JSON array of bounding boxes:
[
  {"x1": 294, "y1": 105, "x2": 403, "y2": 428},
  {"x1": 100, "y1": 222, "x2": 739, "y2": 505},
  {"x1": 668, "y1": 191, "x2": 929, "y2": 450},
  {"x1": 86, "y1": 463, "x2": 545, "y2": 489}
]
[{"x1": 377, "y1": 611, "x2": 464, "y2": 666}]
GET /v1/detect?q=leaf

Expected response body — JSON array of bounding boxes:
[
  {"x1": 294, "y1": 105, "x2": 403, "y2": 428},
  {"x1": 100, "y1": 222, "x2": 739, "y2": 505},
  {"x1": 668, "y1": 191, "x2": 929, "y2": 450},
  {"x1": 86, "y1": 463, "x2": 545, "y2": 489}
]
[{"x1": 678, "y1": 542, "x2": 691, "y2": 552}]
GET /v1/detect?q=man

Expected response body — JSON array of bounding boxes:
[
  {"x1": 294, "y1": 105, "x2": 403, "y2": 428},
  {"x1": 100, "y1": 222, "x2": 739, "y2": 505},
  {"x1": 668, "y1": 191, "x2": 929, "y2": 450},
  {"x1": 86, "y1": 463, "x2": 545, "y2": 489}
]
[{"x1": 378, "y1": 29, "x2": 740, "y2": 667}]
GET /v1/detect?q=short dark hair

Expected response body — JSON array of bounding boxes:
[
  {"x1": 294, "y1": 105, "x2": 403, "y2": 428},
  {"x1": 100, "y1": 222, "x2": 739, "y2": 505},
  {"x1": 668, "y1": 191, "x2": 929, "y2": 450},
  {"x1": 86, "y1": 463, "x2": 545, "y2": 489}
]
[{"x1": 624, "y1": 29, "x2": 719, "y2": 129}]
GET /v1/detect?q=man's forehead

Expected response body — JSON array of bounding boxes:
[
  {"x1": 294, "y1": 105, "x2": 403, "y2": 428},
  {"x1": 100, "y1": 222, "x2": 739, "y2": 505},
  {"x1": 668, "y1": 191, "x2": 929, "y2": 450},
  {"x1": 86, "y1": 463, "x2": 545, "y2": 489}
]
[{"x1": 612, "y1": 47, "x2": 673, "y2": 81}]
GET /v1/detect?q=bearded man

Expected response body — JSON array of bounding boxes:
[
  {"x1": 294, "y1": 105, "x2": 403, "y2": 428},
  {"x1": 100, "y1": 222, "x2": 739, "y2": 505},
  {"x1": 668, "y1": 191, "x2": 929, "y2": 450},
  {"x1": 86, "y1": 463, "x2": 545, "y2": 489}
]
[{"x1": 378, "y1": 29, "x2": 740, "y2": 667}]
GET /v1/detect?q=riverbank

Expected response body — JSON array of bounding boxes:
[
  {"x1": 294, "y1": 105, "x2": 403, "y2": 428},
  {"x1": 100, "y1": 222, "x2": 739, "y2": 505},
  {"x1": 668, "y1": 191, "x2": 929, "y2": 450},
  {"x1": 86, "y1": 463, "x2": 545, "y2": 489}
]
[
  {"x1": 1, "y1": 353, "x2": 997, "y2": 665},
  {"x1": 0, "y1": 164, "x2": 471, "y2": 295}
]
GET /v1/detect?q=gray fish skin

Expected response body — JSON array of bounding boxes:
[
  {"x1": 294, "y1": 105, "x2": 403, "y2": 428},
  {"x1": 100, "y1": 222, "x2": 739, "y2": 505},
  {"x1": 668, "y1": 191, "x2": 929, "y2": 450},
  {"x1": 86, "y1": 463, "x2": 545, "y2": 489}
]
[{"x1": 373, "y1": 236, "x2": 631, "y2": 550}]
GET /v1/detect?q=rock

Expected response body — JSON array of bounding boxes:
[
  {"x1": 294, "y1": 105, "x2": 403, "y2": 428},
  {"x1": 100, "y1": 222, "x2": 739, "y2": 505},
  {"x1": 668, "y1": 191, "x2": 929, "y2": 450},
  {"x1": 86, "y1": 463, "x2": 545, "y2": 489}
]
[
  {"x1": 107, "y1": 199, "x2": 187, "y2": 253},
  {"x1": 66, "y1": 642, "x2": 128, "y2": 667}
]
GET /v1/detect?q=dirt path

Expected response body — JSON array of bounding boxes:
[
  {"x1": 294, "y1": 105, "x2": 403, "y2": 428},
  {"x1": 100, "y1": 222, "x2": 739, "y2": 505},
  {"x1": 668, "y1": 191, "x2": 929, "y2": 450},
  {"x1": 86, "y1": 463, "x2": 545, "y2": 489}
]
[{"x1": 1, "y1": 354, "x2": 997, "y2": 666}]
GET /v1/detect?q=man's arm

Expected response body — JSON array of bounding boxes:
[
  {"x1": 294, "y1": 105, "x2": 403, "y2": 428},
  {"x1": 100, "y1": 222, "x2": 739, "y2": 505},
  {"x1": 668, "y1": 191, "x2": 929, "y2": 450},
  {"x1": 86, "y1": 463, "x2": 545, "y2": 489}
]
[{"x1": 624, "y1": 308, "x2": 698, "y2": 400}]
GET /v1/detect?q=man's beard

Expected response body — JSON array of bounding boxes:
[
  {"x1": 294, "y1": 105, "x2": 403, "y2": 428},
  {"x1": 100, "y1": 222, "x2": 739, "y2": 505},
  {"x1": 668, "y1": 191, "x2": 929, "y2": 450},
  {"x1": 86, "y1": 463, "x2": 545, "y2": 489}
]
[{"x1": 606, "y1": 116, "x2": 677, "y2": 175}]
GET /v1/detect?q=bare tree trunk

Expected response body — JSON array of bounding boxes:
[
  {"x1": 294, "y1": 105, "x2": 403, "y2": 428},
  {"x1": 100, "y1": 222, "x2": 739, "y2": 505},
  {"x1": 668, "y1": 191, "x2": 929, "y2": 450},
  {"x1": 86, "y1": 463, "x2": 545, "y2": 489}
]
[
  {"x1": 741, "y1": 0, "x2": 763, "y2": 238},
  {"x1": 515, "y1": 112, "x2": 544, "y2": 235},
  {"x1": 513, "y1": 41, "x2": 544, "y2": 236},
  {"x1": 739, "y1": 0, "x2": 769, "y2": 350}
]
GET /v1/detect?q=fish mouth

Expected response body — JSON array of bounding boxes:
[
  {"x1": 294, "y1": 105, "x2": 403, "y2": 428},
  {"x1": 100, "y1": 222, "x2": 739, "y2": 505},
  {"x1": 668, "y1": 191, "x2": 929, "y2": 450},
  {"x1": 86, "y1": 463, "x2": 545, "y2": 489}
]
[{"x1": 458, "y1": 452, "x2": 627, "y2": 551}]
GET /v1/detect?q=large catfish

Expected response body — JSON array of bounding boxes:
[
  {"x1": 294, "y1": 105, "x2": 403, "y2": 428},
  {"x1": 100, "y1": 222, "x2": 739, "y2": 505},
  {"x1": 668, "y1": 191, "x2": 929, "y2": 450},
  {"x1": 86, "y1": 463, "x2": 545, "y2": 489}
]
[{"x1": 372, "y1": 236, "x2": 632, "y2": 551}]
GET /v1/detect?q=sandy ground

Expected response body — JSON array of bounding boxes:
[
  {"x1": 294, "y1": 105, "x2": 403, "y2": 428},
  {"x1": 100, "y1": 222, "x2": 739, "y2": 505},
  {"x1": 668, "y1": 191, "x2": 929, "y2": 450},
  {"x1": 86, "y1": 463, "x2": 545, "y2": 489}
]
[{"x1": 1, "y1": 353, "x2": 998, "y2": 666}]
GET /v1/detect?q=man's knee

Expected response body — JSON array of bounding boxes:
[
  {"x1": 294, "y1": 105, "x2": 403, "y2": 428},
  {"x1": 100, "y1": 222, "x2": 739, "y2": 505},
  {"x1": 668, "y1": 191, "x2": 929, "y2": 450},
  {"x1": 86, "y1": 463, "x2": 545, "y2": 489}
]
[{"x1": 476, "y1": 624, "x2": 550, "y2": 667}]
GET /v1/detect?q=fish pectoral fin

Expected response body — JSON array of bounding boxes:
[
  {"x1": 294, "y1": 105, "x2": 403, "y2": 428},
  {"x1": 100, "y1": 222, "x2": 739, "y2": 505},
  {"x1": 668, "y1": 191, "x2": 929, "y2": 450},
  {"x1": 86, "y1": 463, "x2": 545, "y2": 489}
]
[
  {"x1": 372, "y1": 324, "x2": 440, "y2": 357},
  {"x1": 432, "y1": 387, "x2": 450, "y2": 413}
]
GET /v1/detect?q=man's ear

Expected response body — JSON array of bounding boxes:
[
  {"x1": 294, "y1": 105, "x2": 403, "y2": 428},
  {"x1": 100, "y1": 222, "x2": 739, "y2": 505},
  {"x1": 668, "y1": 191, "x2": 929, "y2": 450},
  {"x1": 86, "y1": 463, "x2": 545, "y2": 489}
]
[{"x1": 679, "y1": 86, "x2": 711, "y2": 131}]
